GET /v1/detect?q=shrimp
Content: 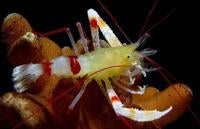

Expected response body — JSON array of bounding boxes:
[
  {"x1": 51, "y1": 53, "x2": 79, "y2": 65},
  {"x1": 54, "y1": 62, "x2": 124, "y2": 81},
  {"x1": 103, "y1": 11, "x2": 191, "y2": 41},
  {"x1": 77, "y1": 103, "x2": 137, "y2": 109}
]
[{"x1": 12, "y1": 8, "x2": 172, "y2": 122}]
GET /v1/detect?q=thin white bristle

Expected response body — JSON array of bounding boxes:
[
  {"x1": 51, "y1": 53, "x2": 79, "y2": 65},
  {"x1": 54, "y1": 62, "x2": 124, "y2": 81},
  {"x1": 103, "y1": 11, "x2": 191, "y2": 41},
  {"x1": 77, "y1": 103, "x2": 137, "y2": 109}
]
[
  {"x1": 76, "y1": 22, "x2": 89, "y2": 52},
  {"x1": 66, "y1": 28, "x2": 78, "y2": 55},
  {"x1": 135, "y1": 33, "x2": 150, "y2": 48},
  {"x1": 140, "y1": 48, "x2": 158, "y2": 57},
  {"x1": 144, "y1": 67, "x2": 158, "y2": 72}
]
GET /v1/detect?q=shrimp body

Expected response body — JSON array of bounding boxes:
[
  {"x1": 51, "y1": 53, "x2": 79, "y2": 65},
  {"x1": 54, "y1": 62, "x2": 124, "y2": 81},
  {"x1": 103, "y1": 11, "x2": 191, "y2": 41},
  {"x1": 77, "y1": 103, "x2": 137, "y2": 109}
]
[
  {"x1": 47, "y1": 43, "x2": 139, "y2": 80},
  {"x1": 12, "y1": 8, "x2": 173, "y2": 123},
  {"x1": 13, "y1": 43, "x2": 139, "y2": 92},
  {"x1": 77, "y1": 44, "x2": 140, "y2": 79}
]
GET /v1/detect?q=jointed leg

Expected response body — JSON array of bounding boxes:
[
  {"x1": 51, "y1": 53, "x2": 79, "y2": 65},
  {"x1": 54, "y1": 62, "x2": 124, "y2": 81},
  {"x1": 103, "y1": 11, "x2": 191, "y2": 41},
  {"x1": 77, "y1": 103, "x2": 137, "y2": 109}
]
[
  {"x1": 43, "y1": 27, "x2": 68, "y2": 37},
  {"x1": 96, "y1": 80, "x2": 110, "y2": 103},
  {"x1": 103, "y1": 78, "x2": 172, "y2": 122},
  {"x1": 38, "y1": 22, "x2": 90, "y2": 54},
  {"x1": 68, "y1": 80, "x2": 90, "y2": 110},
  {"x1": 112, "y1": 64, "x2": 147, "y2": 95},
  {"x1": 112, "y1": 78, "x2": 146, "y2": 95}
]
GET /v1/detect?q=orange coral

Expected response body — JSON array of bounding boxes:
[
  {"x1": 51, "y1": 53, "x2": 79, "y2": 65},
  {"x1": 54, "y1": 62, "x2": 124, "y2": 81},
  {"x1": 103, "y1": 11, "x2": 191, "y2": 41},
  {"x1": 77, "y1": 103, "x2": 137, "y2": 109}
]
[{"x1": 1, "y1": 13, "x2": 32, "y2": 50}]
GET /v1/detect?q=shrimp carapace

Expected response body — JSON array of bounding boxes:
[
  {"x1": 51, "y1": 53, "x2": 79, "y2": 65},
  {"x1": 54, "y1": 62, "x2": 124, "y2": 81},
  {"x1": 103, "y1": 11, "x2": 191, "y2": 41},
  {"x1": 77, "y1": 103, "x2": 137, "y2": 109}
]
[{"x1": 12, "y1": 8, "x2": 172, "y2": 122}]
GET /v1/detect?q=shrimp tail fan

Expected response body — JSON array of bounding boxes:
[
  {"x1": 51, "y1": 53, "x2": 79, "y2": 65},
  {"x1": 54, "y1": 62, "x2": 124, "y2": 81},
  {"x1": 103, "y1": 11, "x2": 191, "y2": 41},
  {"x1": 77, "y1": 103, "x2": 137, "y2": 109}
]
[{"x1": 12, "y1": 64, "x2": 44, "y2": 93}]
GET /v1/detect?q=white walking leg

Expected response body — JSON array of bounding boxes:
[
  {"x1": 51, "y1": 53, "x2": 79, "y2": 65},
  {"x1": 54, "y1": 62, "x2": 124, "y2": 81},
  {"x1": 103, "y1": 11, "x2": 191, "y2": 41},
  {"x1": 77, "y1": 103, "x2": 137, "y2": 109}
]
[
  {"x1": 113, "y1": 78, "x2": 146, "y2": 95},
  {"x1": 68, "y1": 80, "x2": 90, "y2": 110}
]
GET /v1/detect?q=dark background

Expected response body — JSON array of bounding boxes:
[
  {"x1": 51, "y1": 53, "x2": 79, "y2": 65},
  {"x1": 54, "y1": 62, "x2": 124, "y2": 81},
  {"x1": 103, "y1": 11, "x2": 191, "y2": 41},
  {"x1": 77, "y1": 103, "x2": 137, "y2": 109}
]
[{"x1": 0, "y1": 0, "x2": 199, "y2": 129}]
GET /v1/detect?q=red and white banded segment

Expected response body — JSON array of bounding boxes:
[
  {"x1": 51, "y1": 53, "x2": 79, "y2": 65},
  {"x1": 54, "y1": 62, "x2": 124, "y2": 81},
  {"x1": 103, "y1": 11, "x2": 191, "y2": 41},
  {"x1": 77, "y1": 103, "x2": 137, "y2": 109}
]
[
  {"x1": 51, "y1": 56, "x2": 82, "y2": 76},
  {"x1": 106, "y1": 84, "x2": 172, "y2": 122},
  {"x1": 87, "y1": 9, "x2": 122, "y2": 47},
  {"x1": 50, "y1": 56, "x2": 72, "y2": 76},
  {"x1": 88, "y1": 14, "x2": 100, "y2": 49},
  {"x1": 12, "y1": 56, "x2": 83, "y2": 93}
]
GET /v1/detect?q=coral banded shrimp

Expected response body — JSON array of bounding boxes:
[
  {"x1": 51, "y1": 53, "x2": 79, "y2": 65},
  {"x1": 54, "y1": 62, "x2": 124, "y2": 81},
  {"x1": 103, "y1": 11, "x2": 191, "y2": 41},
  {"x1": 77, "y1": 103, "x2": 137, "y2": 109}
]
[{"x1": 12, "y1": 8, "x2": 172, "y2": 122}]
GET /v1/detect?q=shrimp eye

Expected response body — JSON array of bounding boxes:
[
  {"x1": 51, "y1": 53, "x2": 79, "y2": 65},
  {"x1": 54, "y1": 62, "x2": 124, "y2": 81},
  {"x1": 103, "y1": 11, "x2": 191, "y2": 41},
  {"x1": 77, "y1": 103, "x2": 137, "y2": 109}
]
[{"x1": 127, "y1": 56, "x2": 130, "y2": 58}]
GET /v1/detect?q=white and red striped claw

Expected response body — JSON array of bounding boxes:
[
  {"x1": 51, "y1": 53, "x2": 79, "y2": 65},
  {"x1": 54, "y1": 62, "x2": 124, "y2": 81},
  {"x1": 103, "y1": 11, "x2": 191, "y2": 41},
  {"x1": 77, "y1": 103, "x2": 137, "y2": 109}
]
[
  {"x1": 104, "y1": 79, "x2": 172, "y2": 122},
  {"x1": 87, "y1": 9, "x2": 122, "y2": 47},
  {"x1": 87, "y1": 13, "x2": 100, "y2": 49},
  {"x1": 51, "y1": 56, "x2": 81, "y2": 76}
]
